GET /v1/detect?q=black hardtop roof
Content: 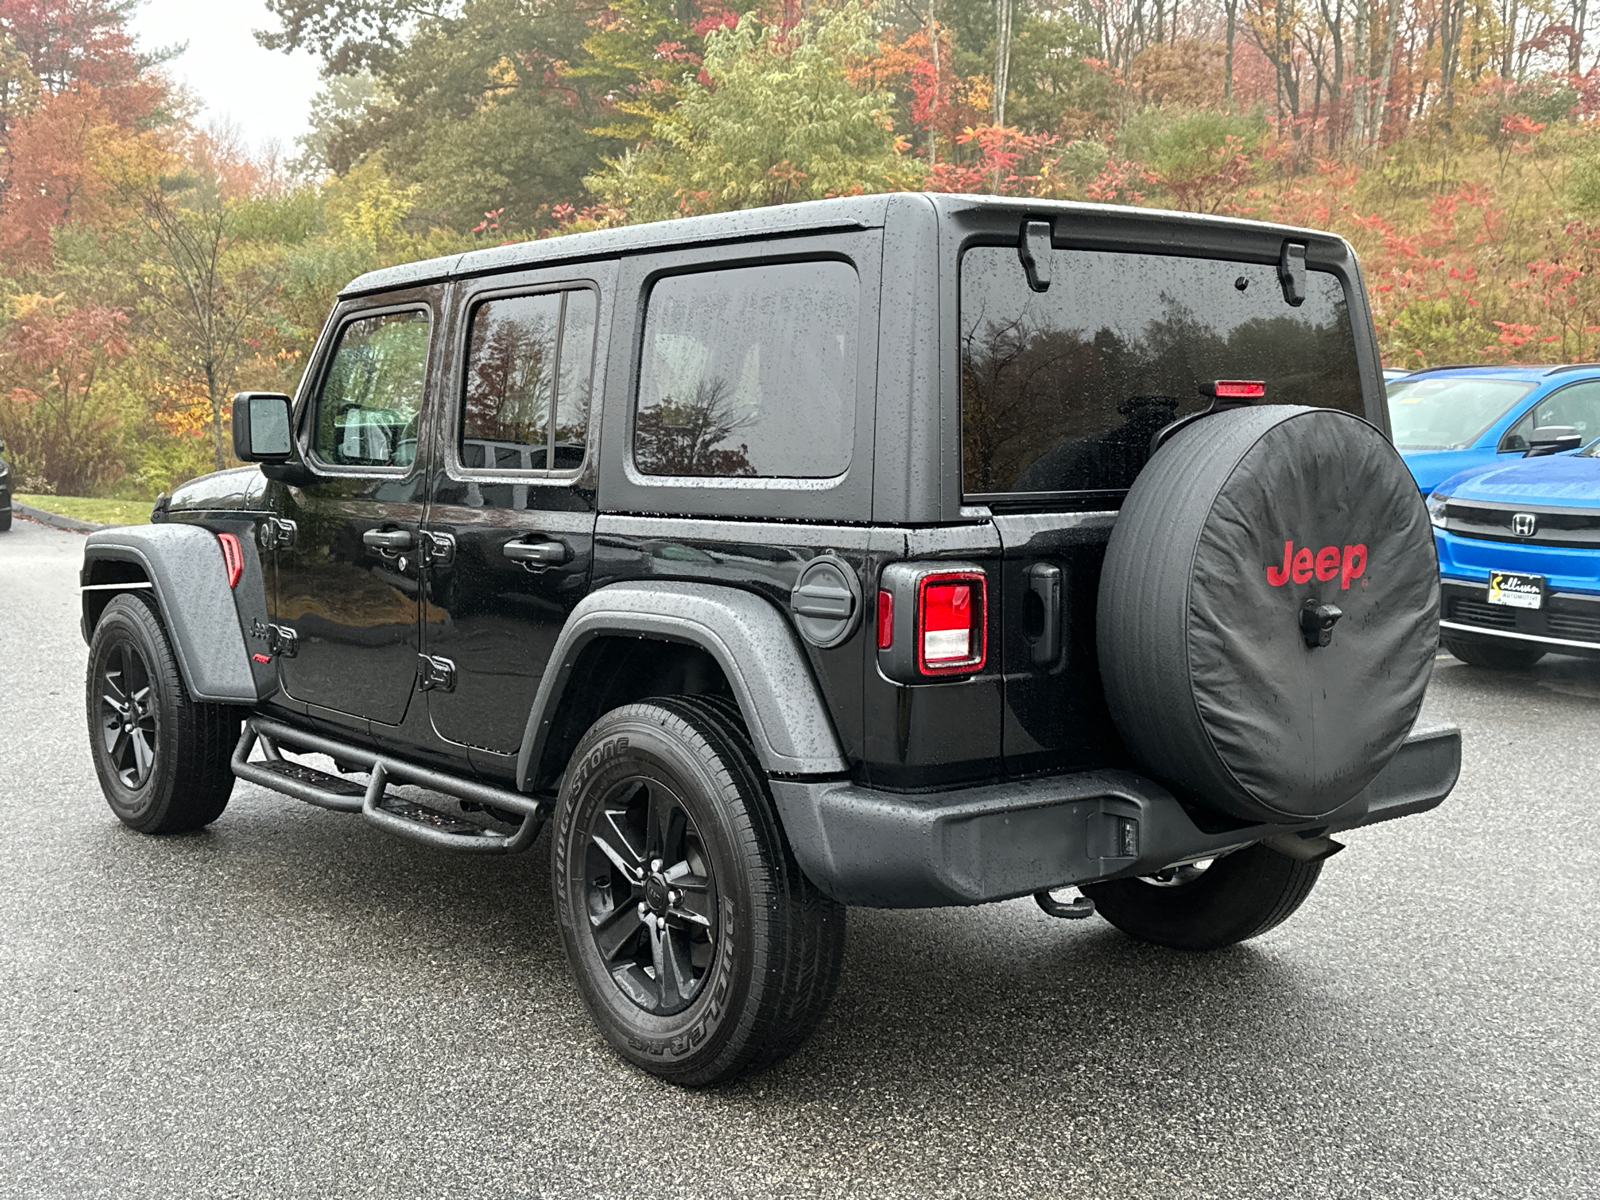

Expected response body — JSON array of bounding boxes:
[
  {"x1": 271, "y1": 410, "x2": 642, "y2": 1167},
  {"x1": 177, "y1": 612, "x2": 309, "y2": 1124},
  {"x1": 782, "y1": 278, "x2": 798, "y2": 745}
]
[{"x1": 339, "y1": 192, "x2": 1350, "y2": 299}]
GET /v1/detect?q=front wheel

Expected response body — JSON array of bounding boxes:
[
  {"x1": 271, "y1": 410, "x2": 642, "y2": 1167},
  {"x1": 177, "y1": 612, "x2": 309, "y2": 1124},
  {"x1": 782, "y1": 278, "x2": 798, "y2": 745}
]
[
  {"x1": 1080, "y1": 842, "x2": 1323, "y2": 951},
  {"x1": 1442, "y1": 636, "x2": 1545, "y2": 671},
  {"x1": 86, "y1": 593, "x2": 238, "y2": 833},
  {"x1": 552, "y1": 696, "x2": 845, "y2": 1086}
]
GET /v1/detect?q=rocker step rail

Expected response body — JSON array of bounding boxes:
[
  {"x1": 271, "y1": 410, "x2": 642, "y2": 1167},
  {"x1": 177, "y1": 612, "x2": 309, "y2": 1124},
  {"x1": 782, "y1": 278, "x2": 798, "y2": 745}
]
[{"x1": 232, "y1": 716, "x2": 546, "y2": 853}]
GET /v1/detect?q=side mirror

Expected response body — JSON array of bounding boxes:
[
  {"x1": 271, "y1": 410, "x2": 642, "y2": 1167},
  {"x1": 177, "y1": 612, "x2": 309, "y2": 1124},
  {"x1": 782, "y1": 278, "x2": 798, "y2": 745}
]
[
  {"x1": 1524, "y1": 425, "x2": 1582, "y2": 457},
  {"x1": 232, "y1": 392, "x2": 293, "y2": 461}
]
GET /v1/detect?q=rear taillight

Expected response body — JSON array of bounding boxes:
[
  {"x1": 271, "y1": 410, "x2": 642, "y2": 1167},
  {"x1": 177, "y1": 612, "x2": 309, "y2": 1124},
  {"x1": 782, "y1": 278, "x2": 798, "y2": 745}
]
[
  {"x1": 217, "y1": 532, "x2": 243, "y2": 588},
  {"x1": 916, "y1": 571, "x2": 986, "y2": 675}
]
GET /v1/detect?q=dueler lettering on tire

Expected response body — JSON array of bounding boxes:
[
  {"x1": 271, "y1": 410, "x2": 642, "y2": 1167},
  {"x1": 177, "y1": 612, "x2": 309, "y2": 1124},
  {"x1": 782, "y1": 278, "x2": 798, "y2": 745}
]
[{"x1": 1097, "y1": 405, "x2": 1439, "y2": 824}]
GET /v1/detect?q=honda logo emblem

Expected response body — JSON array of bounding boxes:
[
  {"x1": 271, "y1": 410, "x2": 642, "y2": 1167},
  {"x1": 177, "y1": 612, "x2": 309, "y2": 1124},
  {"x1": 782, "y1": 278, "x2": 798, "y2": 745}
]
[{"x1": 1512, "y1": 512, "x2": 1538, "y2": 537}]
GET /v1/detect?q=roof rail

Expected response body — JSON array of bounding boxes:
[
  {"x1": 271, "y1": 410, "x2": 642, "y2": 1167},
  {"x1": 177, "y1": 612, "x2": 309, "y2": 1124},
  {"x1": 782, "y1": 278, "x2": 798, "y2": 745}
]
[
  {"x1": 1542, "y1": 362, "x2": 1600, "y2": 375},
  {"x1": 1394, "y1": 363, "x2": 1499, "y2": 376}
]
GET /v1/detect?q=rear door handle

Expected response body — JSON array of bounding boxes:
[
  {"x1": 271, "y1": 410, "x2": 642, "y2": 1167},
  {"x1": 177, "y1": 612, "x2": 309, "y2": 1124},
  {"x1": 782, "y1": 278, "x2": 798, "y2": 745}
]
[
  {"x1": 503, "y1": 539, "x2": 569, "y2": 567},
  {"x1": 363, "y1": 528, "x2": 414, "y2": 551}
]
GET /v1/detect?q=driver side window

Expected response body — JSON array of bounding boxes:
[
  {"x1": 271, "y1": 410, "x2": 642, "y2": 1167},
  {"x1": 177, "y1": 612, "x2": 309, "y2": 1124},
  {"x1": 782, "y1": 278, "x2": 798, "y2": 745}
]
[{"x1": 313, "y1": 309, "x2": 432, "y2": 468}]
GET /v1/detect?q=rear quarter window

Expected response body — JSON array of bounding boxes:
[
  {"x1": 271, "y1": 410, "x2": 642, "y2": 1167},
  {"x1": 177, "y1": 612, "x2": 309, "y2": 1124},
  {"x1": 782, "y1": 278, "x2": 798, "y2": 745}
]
[
  {"x1": 960, "y1": 246, "x2": 1364, "y2": 498},
  {"x1": 634, "y1": 260, "x2": 858, "y2": 479}
]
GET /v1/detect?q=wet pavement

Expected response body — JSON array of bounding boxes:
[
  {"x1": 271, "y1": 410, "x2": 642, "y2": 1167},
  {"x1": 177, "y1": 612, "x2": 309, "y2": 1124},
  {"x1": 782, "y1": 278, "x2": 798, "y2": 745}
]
[{"x1": 1, "y1": 515, "x2": 1596, "y2": 1199}]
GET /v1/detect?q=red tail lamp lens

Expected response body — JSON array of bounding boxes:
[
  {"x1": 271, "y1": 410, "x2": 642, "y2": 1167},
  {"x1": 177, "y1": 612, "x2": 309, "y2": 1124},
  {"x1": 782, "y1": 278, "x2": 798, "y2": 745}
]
[
  {"x1": 1212, "y1": 380, "x2": 1266, "y2": 399},
  {"x1": 877, "y1": 589, "x2": 894, "y2": 650},
  {"x1": 916, "y1": 571, "x2": 986, "y2": 675},
  {"x1": 217, "y1": 532, "x2": 243, "y2": 589}
]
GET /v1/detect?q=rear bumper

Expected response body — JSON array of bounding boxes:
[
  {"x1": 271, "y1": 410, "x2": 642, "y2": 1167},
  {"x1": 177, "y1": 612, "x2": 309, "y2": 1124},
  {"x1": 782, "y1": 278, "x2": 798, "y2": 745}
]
[
  {"x1": 1440, "y1": 578, "x2": 1600, "y2": 657},
  {"x1": 771, "y1": 721, "x2": 1461, "y2": 907}
]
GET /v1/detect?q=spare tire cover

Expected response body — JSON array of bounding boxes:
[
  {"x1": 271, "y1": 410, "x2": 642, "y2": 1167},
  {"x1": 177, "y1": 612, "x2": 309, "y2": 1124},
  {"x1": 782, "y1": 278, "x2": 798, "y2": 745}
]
[{"x1": 1097, "y1": 405, "x2": 1438, "y2": 823}]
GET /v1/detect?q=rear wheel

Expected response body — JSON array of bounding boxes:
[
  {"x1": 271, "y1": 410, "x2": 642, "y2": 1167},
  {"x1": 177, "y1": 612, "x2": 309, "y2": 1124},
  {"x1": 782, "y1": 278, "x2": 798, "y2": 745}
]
[
  {"x1": 552, "y1": 696, "x2": 845, "y2": 1086},
  {"x1": 86, "y1": 594, "x2": 238, "y2": 833},
  {"x1": 1080, "y1": 842, "x2": 1323, "y2": 951},
  {"x1": 1442, "y1": 636, "x2": 1545, "y2": 671},
  {"x1": 0, "y1": 505, "x2": 11, "y2": 532}
]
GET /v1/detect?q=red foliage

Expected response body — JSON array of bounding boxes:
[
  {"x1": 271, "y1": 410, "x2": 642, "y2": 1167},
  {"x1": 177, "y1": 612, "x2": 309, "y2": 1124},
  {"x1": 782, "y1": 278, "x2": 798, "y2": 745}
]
[
  {"x1": 0, "y1": 0, "x2": 159, "y2": 125},
  {"x1": 0, "y1": 84, "x2": 120, "y2": 267}
]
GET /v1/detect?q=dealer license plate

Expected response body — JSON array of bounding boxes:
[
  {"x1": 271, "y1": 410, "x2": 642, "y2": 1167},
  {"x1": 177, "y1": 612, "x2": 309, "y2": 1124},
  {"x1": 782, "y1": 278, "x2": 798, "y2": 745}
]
[{"x1": 1487, "y1": 571, "x2": 1545, "y2": 609}]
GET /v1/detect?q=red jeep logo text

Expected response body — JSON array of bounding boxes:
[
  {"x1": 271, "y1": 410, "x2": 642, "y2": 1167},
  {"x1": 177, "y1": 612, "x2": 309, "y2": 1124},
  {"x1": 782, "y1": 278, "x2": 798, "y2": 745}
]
[{"x1": 1267, "y1": 541, "x2": 1367, "y2": 589}]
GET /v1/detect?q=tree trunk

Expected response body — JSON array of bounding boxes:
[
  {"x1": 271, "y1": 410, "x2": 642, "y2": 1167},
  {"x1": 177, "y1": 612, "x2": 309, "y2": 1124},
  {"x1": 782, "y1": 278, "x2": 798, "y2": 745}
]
[
  {"x1": 993, "y1": 0, "x2": 1014, "y2": 128},
  {"x1": 1374, "y1": 0, "x2": 1399, "y2": 146},
  {"x1": 1225, "y1": 0, "x2": 1239, "y2": 104},
  {"x1": 208, "y1": 362, "x2": 225, "y2": 473},
  {"x1": 928, "y1": 0, "x2": 938, "y2": 166},
  {"x1": 1352, "y1": 0, "x2": 1371, "y2": 148}
]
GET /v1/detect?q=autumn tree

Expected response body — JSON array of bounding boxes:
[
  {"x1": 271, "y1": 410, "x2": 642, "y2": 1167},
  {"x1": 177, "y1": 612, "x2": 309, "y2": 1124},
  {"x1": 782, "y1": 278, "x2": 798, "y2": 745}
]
[
  {"x1": 0, "y1": 293, "x2": 130, "y2": 493},
  {"x1": 119, "y1": 147, "x2": 286, "y2": 472},
  {"x1": 586, "y1": 3, "x2": 920, "y2": 221}
]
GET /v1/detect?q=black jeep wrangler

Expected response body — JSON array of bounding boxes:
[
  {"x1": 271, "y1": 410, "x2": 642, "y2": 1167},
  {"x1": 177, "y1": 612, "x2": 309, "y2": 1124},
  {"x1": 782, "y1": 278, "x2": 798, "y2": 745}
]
[{"x1": 80, "y1": 195, "x2": 1459, "y2": 1085}]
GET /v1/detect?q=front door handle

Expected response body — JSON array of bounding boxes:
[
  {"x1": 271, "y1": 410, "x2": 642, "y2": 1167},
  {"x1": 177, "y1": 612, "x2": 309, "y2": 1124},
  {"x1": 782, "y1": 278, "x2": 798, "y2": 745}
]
[
  {"x1": 363, "y1": 528, "x2": 414, "y2": 553},
  {"x1": 503, "y1": 539, "x2": 569, "y2": 568}
]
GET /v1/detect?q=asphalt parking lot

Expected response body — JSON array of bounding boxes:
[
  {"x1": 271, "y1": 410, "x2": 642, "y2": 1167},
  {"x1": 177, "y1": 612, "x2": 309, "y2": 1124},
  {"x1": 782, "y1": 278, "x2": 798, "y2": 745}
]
[{"x1": 1, "y1": 514, "x2": 1596, "y2": 1199}]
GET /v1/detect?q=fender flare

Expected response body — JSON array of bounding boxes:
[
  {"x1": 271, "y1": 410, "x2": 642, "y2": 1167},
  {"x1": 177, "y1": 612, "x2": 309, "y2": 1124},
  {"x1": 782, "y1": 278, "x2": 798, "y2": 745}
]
[
  {"x1": 82, "y1": 526, "x2": 258, "y2": 705},
  {"x1": 516, "y1": 581, "x2": 848, "y2": 788}
]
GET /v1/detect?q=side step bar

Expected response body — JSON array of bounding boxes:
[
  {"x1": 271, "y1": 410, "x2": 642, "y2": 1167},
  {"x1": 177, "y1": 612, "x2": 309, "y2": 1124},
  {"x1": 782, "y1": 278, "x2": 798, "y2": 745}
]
[{"x1": 231, "y1": 717, "x2": 547, "y2": 854}]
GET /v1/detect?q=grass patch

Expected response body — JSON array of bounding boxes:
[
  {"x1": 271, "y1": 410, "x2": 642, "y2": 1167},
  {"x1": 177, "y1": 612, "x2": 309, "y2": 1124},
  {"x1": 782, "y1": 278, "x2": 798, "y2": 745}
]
[{"x1": 14, "y1": 494, "x2": 153, "y2": 526}]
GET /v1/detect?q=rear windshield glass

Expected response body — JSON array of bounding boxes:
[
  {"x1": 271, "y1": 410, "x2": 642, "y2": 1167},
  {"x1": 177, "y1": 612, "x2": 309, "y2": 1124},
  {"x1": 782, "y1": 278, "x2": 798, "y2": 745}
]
[
  {"x1": 960, "y1": 246, "x2": 1365, "y2": 498},
  {"x1": 1386, "y1": 376, "x2": 1535, "y2": 450}
]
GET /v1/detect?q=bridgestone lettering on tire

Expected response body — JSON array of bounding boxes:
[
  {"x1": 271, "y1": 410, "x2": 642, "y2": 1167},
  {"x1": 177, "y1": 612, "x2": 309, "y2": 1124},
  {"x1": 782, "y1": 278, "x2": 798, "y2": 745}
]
[
  {"x1": 552, "y1": 697, "x2": 845, "y2": 1086},
  {"x1": 1098, "y1": 405, "x2": 1439, "y2": 823},
  {"x1": 85, "y1": 593, "x2": 238, "y2": 834}
]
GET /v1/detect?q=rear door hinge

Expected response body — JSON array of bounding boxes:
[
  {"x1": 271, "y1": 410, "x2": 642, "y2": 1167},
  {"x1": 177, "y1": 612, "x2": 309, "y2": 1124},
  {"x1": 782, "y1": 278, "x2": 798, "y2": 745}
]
[
  {"x1": 266, "y1": 623, "x2": 299, "y2": 658},
  {"x1": 417, "y1": 654, "x2": 456, "y2": 693}
]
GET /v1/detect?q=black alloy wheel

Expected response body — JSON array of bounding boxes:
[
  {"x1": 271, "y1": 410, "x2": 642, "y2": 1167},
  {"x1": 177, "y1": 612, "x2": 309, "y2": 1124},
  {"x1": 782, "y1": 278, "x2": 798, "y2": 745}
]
[
  {"x1": 86, "y1": 593, "x2": 238, "y2": 834},
  {"x1": 553, "y1": 696, "x2": 845, "y2": 1086},
  {"x1": 98, "y1": 640, "x2": 159, "y2": 789},
  {"x1": 583, "y1": 774, "x2": 719, "y2": 1016}
]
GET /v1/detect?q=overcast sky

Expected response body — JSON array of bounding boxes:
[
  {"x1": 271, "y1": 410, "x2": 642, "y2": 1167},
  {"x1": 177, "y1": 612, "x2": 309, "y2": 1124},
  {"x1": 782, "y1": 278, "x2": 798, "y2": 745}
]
[{"x1": 128, "y1": 0, "x2": 322, "y2": 154}]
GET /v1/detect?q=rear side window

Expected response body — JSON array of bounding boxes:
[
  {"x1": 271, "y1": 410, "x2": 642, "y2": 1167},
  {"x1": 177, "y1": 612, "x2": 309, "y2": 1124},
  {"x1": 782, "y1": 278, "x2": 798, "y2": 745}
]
[
  {"x1": 313, "y1": 309, "x2": 431, "y2": 469},
  {"x1": 461, "y1": 288, "x2": 597, "y2": 473},
  {"x1": 960, "y1": 246, "x2": 1364, "y2": 498},
  {"x1": 634, "y1": 260, "x2": 858, "y2": 478}
]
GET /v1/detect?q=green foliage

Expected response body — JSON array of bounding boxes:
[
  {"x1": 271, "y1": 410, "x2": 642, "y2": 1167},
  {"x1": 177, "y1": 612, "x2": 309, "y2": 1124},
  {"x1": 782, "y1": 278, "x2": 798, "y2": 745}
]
[
  {"x1": 1000, "y1": 11, "x2": 1108, "y2": 137},
  {"x1": 586, "y1": 4, "x2": 921, "y2": 221},
  {"x1": 1568, "y1": 153, "x2": 1600, "y2": 219},
  {"x1": 1118, "y1": 107, "x2": 1268, "y2": 173},
  {"x1": 325, "y1": 0, "x2": 614, "y2": 230}
]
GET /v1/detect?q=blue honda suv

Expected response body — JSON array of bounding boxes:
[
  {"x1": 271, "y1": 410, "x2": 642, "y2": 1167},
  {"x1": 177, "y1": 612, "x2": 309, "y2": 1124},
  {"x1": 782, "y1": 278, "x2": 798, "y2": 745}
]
[
  {"x1": 1429, "y1": 432, "x2": 1600, "y2": 668},
  {"x1": 1389, "y1": 364, "x2": 1600, "y2": 494}
]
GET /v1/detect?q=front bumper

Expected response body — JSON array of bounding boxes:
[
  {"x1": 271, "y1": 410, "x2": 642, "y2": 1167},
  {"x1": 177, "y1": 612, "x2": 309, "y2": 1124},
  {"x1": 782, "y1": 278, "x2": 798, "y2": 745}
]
[
  {"x1": 771, "y1": 721, "x2": 1461, "y2": 907},
  {"x1": 1440, "y1": 578, "x2": 1600, "y2": 658}
]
